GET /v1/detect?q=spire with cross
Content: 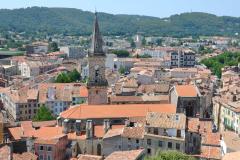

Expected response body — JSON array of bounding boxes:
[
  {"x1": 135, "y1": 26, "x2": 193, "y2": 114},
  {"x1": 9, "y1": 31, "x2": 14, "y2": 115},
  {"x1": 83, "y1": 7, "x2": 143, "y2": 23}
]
[{"x1": 90, "y1": 12, "x2": 104, "y2": 55}]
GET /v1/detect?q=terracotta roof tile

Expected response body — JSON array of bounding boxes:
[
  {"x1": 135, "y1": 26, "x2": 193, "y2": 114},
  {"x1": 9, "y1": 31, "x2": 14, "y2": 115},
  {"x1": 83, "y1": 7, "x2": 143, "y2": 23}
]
[
  {"x1": 38, "y1": 83, "x2": 87, "y2": 103},
  {"x1": 60, "y1": 104, "x2": 176, "y2": 120},
  {"x1": 138, "y1": 84, "x2": 170, "y2": 94},
  {"x1": 13, "y1": 152, "x2": 38, "y2": 160},
  {"x1": 201, "y1": 132, "x2": 221, "y2": 146},
  {"x1": 122, "y1": 126, "x2": 144, "y2": 139},
  {"x1": 32, "y1": 120, "x2": 57, "y2": 128},
  {"x1": 175, "y1": 85, "x2": 198, "y2": 97},
  {"x1": 77, "y1": 154, "x2": 102, "y2": 160},
  {"x1": 34, "y1": 134, "x2": 66, "y2": 145},
  {"x1": 33, "y1": 126, "x2": 63, "y2": 139},
  {"x1": 146, "y1": 112, "x2": 186, "y2": 130},
  {"x1": 105, "y1": 149, "x2": 145, "y2": 160},
  {"x1": 200, "y1": 146, "x2": 221, "y2": 160},
  {"x1": 0, "y1": 145, "x2": 11, "y2": 160},
  {"x1": 104, "y1": 128, "x2": 124, "y2": 139},
  {"x1": 110, "y1": 96, "x2": 143, "y2": 103},
  {"x1": 187, "y1": 118, "x2": 213, "y2": 134},
  {"x1": 8, "y1": 127, "x2": 22, "y2": 140},
  {"x1": 223, "y1": 151, "x2": 240, "y2": 160},
  {"x1": 27, "y1": 89, "x2": 39, "y2": 100},
  {"x1": 20, "y1": 121, "x2": 35, "y2": 138},
  {"x1": 79, "y1": 86, "x2": 88, "y2": 97},
  {"x1": 94, "y1": 125, "x2": 105, "y2": 138}
]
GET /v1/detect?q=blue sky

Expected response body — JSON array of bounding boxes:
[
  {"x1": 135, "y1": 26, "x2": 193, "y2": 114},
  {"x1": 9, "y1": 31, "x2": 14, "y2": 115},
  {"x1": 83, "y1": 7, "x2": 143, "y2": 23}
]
[{"x1": 1, "y1": 0, "x2": 239, "y2": 18}]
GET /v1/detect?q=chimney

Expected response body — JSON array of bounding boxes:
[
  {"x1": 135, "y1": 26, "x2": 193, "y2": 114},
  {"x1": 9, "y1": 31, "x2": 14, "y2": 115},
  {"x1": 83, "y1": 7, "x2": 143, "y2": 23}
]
[
  {"x1": 103, "y1": 119, "x2": 110, "y2": 133},
  {"x1": 125, "y1": 119, "x2": 130, "y2": 127},
  {"x1": 86, "y1": 120, "x2": 93, "y2": 139},
  {"x1": 57, "y1": 117, "x2": 62, "y2": 126},
  {"x1": 196, "y1": 113, "x2": 200, "y2": 118},
  {"x1": 197, "y1": 125, "x2": 200, "y2": 133},
  {"x1": 63, "y1": 119, "x2": 69, "y2": 134},
  {"x1": 76, "y1": 120, "x2": 81, "y2": 136}
]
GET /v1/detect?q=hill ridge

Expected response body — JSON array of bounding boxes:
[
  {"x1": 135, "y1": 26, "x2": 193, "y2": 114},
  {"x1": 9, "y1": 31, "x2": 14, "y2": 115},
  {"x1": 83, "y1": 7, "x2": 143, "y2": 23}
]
[{"x1": 0, "y1": 7, "x2": 239, "y2": 37}]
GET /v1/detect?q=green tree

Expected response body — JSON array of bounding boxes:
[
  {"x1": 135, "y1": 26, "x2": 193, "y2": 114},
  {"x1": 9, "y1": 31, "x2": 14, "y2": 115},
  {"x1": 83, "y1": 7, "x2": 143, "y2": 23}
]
[
  {"x1": 69, "y1": 69, "x2": 81, "y2": 82},
  {"x1": 118, "y1": 66, "x2": 126, "y2": 75},
  {"x1": 138, "y1": 54, "x2": 152, "y2": 58},
  {"x1": 112, "y1": 50, "x2": 130, "y2": 58},
  {"x1": 33, "y1": 105, "x2": 55, "y2": 121},
  {"x1": 201, "y1": 52, "x2": 240, "y2": 78},
  {"x1": 145, "y1": 151, "x2": 196, "y2": 160},
  {"x1": 55, "y1": 73, "x2": 71, "y2": 83},
  {"x1": 55, "y1": 70, "x2": 81, "y2": 83},
  {"x1": 142, "y1": 37, "x2": 146, "y2": 46},
  {"x1": 49, "y1": 42, "x2": 59, "y2": 52}
]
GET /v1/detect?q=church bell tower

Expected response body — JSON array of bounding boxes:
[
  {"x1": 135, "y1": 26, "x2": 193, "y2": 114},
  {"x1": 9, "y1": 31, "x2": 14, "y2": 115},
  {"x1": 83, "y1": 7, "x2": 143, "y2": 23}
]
[{"x1": 87, "y1": 12, "x2": 108, "y2": 105}]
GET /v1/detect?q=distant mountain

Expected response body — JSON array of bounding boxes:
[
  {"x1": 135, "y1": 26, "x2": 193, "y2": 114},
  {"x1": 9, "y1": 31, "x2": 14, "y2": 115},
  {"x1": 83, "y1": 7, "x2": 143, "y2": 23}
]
[{"x1": 0, "y1": 7, "x2": 240, "y2": 37}]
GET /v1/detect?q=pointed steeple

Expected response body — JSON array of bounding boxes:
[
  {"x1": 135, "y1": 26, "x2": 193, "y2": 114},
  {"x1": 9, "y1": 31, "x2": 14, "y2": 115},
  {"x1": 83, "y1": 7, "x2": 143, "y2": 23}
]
[{"x1": 91, "y1": 12, "x2": 104, "y2": 55}]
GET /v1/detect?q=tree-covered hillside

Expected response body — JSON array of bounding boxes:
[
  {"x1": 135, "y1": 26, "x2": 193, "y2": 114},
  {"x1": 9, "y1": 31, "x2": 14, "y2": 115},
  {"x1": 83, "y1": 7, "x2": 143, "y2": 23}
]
[{"x1": 0, "y1": 7, "x2": 240, "y2": 37}]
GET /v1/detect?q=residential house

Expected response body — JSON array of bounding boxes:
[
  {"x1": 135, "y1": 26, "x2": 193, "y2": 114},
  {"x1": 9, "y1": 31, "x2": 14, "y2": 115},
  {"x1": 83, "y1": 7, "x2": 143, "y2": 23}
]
[
  {"x1": 213, "y1": 99, "x2": 240, "y2": 134},
  {"x1": 113, "y1": 77, "x2": 138, "y2": 96},
  {"x1": 170, "y1": 49, "x2": 196, "y2": 68},
  {"x1": 34, "y1": 135, "x2": 68, "y2": 160},
  {"x1": 186, "y1": 118, "x2": 226, "y2": 160},
  {"x1": 60, "y1": 46, "x2": 87, "y2": 59},
  {"x1": 114, "y1": 58, "x2": 140, "y2": 72},
  {"x1": 0, "y1": 83, "x2": 88, "y2": 120},
  {"x1": 0, "y1": 87, "x2": 39, "y2": 121},
  {"x1": 144, "y1": 113, "x2": 186, "y2": 156},
  {"x1": 26, "y1": 42, "x2": 49, "y2": 55},
  {"x1": 137, "y1": 84, "x2": 170, "y2": 96},
  {"x1": 38, "y1": 83, "x2": 88, "y2": 116},
  {"x1": 102, "y1": 117, "x2": 145, "y2": 156}
]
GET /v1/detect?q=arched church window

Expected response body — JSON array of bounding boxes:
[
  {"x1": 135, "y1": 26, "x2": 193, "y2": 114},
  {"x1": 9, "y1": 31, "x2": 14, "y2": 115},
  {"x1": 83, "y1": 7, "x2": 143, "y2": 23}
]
[{"x1": 95, "y1": 65, "x2": 100, "y2": 78}]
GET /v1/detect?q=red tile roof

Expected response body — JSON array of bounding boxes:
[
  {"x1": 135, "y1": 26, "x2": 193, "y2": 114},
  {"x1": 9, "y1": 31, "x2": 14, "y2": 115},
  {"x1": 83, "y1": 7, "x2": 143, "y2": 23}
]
[
  {"x1": 201, "y1": 132, "x2": 221, "y2": 146},
  {"x1": 20, "y1": 121, "x2": 35, "y2": 138},
  {"x1": 188, "y1": 118, "x2": 222, "y2": 149},
  {"x1": 223, "y1": 151, "x2": 240, "y2": 160},
  {"x1": 33, "y1": 127, "x2": 63, "y2": 139},
  {"x1": 94, "y1": 125, "x2": 105, "y2": 138},
  {"x1": 105, "y1": 149, "x2": 145, "y2": 160},
  {"x1": 104, "y1": 128, "x2": 124, "y2": 139},
  {"x1": 0, "y1": 145, "x2": 11, "y2": 160},
  {"x1": 80, "y1": 86, "x2": 88, "y2": 97},
  {"x1": 200, "y1": 146, "x2": 221, "y2": 160},
  {"x1": 8, "y1": 127, "x2": 22, "y2": 140},
  {"x1": 32, "y1": 120, "x2": 57, "y2": 128},
  {"x1": 60, "y1": 104, "x2": 176, "y2": 120},
  {"x1": 13, "y1": 152, "x2": 38, "y2": 160},
  {"x1": 76, "y1": 154, "x2": 102, "y2": 160},
  {"x1": 175, "y1": 85, "x2": 198, "y2": 97}
]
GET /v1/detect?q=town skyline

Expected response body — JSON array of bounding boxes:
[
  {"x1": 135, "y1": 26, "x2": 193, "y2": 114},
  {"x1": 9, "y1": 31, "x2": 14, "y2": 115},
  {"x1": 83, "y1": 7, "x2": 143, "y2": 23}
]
[{"x1": 0, "y1": 2, "x2": 240, "y2": 160}]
